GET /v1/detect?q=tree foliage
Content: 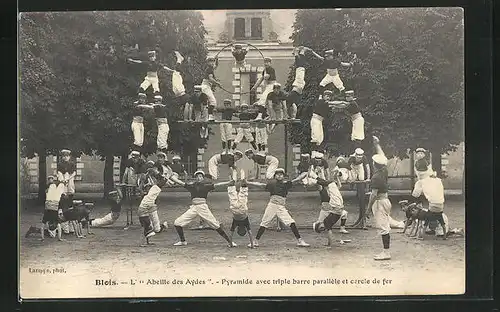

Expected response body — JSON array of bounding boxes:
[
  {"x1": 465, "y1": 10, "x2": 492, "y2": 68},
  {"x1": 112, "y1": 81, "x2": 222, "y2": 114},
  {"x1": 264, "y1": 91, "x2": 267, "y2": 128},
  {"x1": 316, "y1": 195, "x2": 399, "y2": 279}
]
[
  {"x1": 19, "y1": 11, "x2": 209, "y2": 159},
  {"x1": 286, "y1": 8, "x2": 464, "y2": 158}
]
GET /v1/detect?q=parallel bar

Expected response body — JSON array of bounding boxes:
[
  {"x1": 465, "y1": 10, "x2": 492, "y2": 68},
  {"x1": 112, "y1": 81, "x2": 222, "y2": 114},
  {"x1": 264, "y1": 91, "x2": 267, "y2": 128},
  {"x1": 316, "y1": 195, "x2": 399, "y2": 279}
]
[{"x1": 175, "y1": 119, "x2": 301, "y2": 125}]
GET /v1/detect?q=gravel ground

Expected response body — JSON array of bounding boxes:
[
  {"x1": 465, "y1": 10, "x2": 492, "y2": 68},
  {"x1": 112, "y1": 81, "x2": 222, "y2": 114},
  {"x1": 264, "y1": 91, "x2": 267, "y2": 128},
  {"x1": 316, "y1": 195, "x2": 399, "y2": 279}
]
[{"x1": 19, "y1": 192, "x2": 465, "y2": 299}]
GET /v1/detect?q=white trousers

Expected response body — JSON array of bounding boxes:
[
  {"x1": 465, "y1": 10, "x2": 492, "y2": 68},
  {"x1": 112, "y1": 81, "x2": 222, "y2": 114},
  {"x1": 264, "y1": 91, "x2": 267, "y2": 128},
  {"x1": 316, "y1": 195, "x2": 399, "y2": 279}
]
[
  {"x1": 174, "y1": 203, "x2": 220, "y2": 228},
  {"x1": 257, "y1": 81, "x2": 276, "y2": 106},
  {"x1": 172, "y1": 71, "x2": 185, "y2": 97},
  {"x1": 201, "y1": 81, "x2": 216, "y2": 106},
  {"x1": 319, "y1": 73, "x2": 345, "y2": 91},
  {"x1": 131, "y1": 120, "x2": 144, "y2": 146},
  {"x1": 228, "y1": 186, "x2": 249, "y2": 218},
  {"x1": 149, "y1": 210, "x2": 162, "y2": 232},
  {"x1": 265, "y1": 157, "x2": 279, "y2": 179},
  {"x1": 310, "y1": 114, "x2": 324, "y2": 145},
  {"x1": 92, "y1": 212, "x2": 120, "y2": 227},
  {"x1": 234, "y1": 127, "x2": 254, "y2": 144},
  {"x1": 351, "y1": 113, "x2": 365, "y2": 141},
  {"x1": 208, "y1": 155, "x2": 222, "y2": 180},
  {"x1": 260, "y1": 202, "x2": 295, "y2": 228},
  {"x1": 156, "y1": 118, "x2": 169, "y2": 150},
  {"x1": 317, "y1": 209, "x2": 348, "y2": 223},
  {"x1": 140, "y1": 75, "x2": 160, "y2": 92},
  {"x1": 255, "y1": 126, "x2": 268, "y2": 145},
  {"x1": 220, "y1": 123, "x2": 233, "y2": 142},
  {"x1": 351, "y1": 163, "x2": 365, "y2": 181},
  {"x1": 61, "y1": 221, "x2": 75, "y2": 234},
  {"x1": 292, "y1": 67, "x2": 305, "y2": 92},
  {"x1": 372, "y1": 198, "x2": 392, "y2": 235}
]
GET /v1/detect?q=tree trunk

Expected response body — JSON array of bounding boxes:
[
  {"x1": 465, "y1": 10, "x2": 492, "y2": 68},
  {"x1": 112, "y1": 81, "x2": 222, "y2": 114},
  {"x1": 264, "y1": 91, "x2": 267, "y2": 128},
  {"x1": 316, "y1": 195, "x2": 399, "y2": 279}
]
[
  {"x1": 430, "y1": 148, "x2": 442, "y2": 177},
  {"x1": 103, "y1": 153, "x2": 114, "y2": 198},
  {"x1": 119, "y1": 152, "x2": 128, "y2": 183},
  {"x1": 37, "y1": 149, "x2": 47, "y2": 204}
]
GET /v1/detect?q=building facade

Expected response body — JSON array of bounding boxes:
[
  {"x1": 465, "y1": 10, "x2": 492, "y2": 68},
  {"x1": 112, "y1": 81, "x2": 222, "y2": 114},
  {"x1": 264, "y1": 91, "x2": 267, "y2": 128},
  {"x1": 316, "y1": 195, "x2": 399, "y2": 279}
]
[{"x1": 197, "y1": 9, "x2": 297, "y2": 179}]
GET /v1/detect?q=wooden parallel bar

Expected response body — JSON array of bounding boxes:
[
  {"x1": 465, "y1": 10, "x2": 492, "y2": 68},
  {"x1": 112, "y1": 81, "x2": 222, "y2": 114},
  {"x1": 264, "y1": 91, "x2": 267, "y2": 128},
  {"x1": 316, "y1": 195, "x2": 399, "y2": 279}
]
[{"x1": 175, "y1": 119, "x2": 301, "y2": 125}]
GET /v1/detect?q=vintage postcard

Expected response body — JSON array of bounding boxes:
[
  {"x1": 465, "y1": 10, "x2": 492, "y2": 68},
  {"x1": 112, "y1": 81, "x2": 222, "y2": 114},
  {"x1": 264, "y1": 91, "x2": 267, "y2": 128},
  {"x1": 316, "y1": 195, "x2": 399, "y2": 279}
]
[{"x1": 18, "y1": 8, "x2": 465, "y2": 299}]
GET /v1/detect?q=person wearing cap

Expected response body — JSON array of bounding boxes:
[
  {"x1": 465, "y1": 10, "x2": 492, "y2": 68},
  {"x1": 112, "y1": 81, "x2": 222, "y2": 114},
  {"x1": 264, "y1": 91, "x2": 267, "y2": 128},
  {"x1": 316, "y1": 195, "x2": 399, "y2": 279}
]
[
  {"x1": 408, "y1": 166, "x2": 448, "y2": 240},
  {"x1": 251, "y1": 102, "x2": 270, "y2": 152},
  {"x1": 287, "y1": 46, "x2": 311, "y2": 120},
  {"x1": 251, "y1": 57, "x2": 277, "y2": 110},
  {"x1": 295, "y1": 153, "x2": 316, "y2": 186},
  {"x1": 25, "y1": 175, "x2": 67, "y2": 241},
  {"x1": 169, "y1": 51, "x2": 191, "y2": 113},
  {"x1": 170, "y1": 155, "x2": 188, "y2": 181},
  {"x1": 310, "y1": 90, "x2": 351, "y2": 156},
  {"x1": 218, "y1": 178, "x2": 255, "y2": 248},
  {"x1": 151, "y1": 95, "x2": 170, "y2": 154},
  {"x1": 366, "y1": 136, "x2": 393, "y2": 260},
  {"x1": 57, "y1": 149, "x2": 77, "y2": 234},
  {"x1": 127, "y1": 50, "x2": 172, "y2": 96},
  {"x1": 231, "y1": 103, "x2": 259, "y2": 151},
  {"x1": 347, "y1": 148, "x2": 370, "y2": 182},
  {"x1": 189, "y1": 85, "x2": 210, "y2": 140},
  {"x1": 312, "y1": 173, "x2": 350, "y2": 246},
  {"x1": 246, "y1": 168, "x2": 310, "y2": 247},
  {"x1": 136, "y1": 166, "x2": 171, "y2": 245},
  {"x1": 312, "y1": 152, "x2": 331, "y2": 181},
  {"x1": 88, "y1": 185, "x2": 124, "y2": 228},
  {"x1": 201, "y1": 56, "x2": 221, "y2": 121},
  {"x1": 328, "y1": 90, "x2": 365, "y2": 147},
  {"x1": 121, "y1": 151, "x2": 147, "y2": 195},
  {"x1": 307, "y1": 48, "x2": 353, "y2": 95},
  {"x1": 207, "y1": 150, "x2": 244, "y2": 180},
  {"x1": 171, "y1": 170, "x2": 235, "y2": 247},
  {"x1": 131, "y1": 93, "x2": 153, "y2": 154},
  {"x1": 219, "y1": 99, "x2": 237, "y2": 152},
  {"x1": 244, "y1": 149, "x2": 279, "y2": 180},
  {"x1": 231, "y1": 44, "x2": 249, "y2": 67},
  {"x1": 414, "y1": 147, "x2": 432, "y2": 180},
  {"x1": 266, "y1": 83, "x2": 289, "y2": 132},
  {"x1": 412, "y1": 147, "x2": 448, "y2": 236},
  {"x1": 154, "y1": 151, "x2": 183, "y2": 186}
]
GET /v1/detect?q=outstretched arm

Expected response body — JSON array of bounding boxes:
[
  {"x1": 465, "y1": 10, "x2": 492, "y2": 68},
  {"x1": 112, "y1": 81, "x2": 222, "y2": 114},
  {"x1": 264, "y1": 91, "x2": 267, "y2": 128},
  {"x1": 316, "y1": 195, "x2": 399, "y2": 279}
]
[
  {"x1": 295, "y1": 172, "x2": 308, "y2": 181},
  {"x1": 127, "y1": 58, "x2": 143, "y2": 64},
  {"x1": 328, "y1": 100, "x2": 349, "y2": 109},
  {"x1": 214, "y1": 181, "x2": 232, "y2": 188},
  {"x1": 246, "y1": 181, "x2": 267, "y2": 188},
  {"x1": 308, "y1": 48, "x2": 324, "y2": 61},
  {"x1": 161, "y1": 64, "x2": 175, "y2": 72},
  {"x1": 340, "y1": 61, "x2": 353, "y2": 67}
]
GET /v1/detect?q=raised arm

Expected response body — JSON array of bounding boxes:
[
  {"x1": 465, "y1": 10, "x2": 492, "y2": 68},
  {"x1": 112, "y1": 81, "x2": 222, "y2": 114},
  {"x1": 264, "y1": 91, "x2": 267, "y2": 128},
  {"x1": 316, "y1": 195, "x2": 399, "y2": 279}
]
[
  {"x1": 372, "y1": 136, "x2": 385, "y2": 157},
  {"x1": 208, "y1": 72, "x2": 221, "y2": 87},
  {"x1": 252, "y1": 76, "x2": 264, "y2": 90}
]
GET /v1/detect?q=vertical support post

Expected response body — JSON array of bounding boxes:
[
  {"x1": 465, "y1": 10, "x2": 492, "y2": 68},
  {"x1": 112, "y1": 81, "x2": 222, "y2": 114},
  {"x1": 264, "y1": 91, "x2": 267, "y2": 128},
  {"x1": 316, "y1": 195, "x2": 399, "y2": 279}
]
[
  {"x1": 410, "y1": 151, "x2": 415, "y2": 189},
  {"x1": 284, "y1": 124, "x2": 288, "y2": 174}
]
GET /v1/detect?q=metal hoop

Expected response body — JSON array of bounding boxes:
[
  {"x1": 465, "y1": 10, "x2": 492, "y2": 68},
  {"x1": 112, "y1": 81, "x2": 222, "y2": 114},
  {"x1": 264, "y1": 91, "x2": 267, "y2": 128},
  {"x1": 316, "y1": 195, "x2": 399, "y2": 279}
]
[{"x1": 213, "y1": 42, "x2": 267, "y2": 95}]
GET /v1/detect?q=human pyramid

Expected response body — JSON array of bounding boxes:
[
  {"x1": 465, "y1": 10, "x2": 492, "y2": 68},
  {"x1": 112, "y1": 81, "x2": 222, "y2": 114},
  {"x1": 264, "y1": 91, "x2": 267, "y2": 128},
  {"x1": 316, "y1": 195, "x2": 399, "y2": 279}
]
[{"x1": 28, "y1": 45, "x2": 453, "y2": 261}]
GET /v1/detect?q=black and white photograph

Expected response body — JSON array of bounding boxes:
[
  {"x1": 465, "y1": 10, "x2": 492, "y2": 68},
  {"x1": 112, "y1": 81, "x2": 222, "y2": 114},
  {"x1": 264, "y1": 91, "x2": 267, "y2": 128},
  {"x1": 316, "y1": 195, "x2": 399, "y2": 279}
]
[{"x1": 18, "y1": 8, "x2": 465, "y2": 298}]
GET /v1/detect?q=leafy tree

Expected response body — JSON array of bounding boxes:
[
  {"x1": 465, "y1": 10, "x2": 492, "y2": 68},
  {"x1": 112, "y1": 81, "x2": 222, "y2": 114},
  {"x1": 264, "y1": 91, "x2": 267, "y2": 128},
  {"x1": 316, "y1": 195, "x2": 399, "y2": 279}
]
[
  {"x1": 286, "y1": 8, "x2": 464, "y2": 173},
  {"x1": 19, "y1": 11, "x2": 208, "y2": 197}
]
